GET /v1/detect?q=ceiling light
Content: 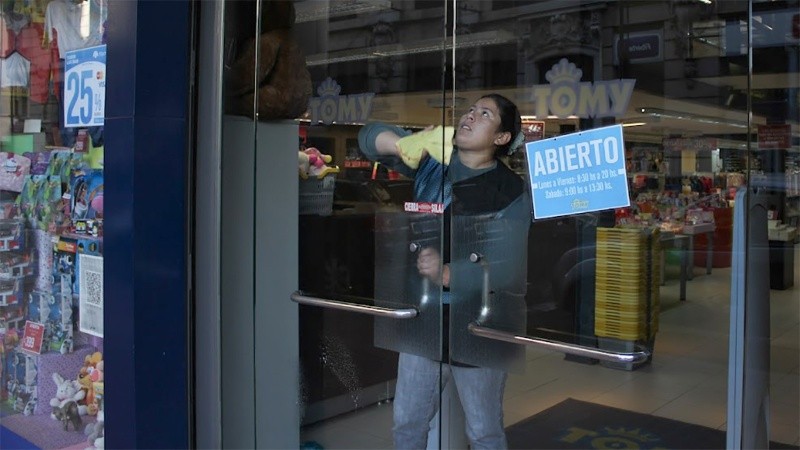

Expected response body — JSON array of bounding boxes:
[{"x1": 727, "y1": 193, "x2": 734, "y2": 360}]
[
  {"x1": 294, "y1": 0, "x2": 392, "y2": 23},
  {"x1": 519, "y1": 115, "x2": 579, "y2": 120},
  {"x1": 306, "y1": 30, "x2": 515, "y2": 66},
  {"x1": 638, "y1": 107, "x2": 748, "y2": 128},
  {"x1": 622, "y1": 122, "x2": 647, "y2": 127}
]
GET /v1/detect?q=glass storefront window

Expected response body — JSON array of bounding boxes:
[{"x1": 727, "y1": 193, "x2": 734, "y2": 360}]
[
  {"x1": 0, "y1": 0, "x2": 106, "y2": 448},
  {"x1": 208, "y1": 0, "x2": 797, "y2": 448}
]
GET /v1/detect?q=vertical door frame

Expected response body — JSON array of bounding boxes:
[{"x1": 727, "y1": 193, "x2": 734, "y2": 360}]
[{"x1": 195, "y1": 1, "x2": 224, "y2": 448}]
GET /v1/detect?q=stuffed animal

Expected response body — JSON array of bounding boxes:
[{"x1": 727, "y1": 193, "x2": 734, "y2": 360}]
[
  {"x1": 304, "y1": 148, "x2": 332, "y2": 177},
  {"x1": 53, "y1": 400, "x2": 82, "y2": 432},
  {"x1": 298, "y1": 148, "x2": 334, "y2": 179},
  {"x1": 78, "y1": 352, "x2": 102, "y2": 414},
  {"x1": 85, "y1": 409, "x2": 104, "y2": 449},
  {"x1": 227, "y1": 0, "x2": 312, "y2": 120},
  {"x1": 50, "y1": 372, "x2": 87, "y2": 419},
  {"x1": 298, "y1": 151, "x2": 311, "y2": 179},
  {"x1": 90, "y1": 360, "x2": 103, "y2": 383}
]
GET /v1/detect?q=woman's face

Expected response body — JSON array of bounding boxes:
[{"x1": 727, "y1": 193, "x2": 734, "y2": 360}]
[{"x1": 455, "y1": 97, "x2": 507, "y2": 152}]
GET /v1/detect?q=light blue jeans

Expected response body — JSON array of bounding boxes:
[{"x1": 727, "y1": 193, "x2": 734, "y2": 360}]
[{"x1": 393, "y1": 352, "x2": 508, "y2": 449}]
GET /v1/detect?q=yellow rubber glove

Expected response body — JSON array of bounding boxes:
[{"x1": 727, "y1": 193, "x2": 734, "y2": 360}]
[{"x1": 395, "y1": 126, "x2": 455, "y2": 169}]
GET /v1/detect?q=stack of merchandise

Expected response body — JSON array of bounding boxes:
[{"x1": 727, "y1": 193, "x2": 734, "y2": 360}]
[{"x1": 594, "y1": 227, "x2": 660, "y2": 370}]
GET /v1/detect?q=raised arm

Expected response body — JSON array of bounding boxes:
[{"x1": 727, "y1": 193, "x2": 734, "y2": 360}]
[
  {"x1": 358, "y1": 122, "x2": 414, "y2": 177},
  {"x1": 373, "y1": 130, "x2": 403, "y2": 156}
]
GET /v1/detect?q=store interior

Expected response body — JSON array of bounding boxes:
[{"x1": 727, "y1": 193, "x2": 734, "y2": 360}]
[
  {"x1": 292, "y1": 44, "x2": 799, "y2": 446},
  {"x1": 298, "y1": 249, "x2": 799, "y2": 448},
  {"x1": 294, "y1": 93, "x2": 799, "y2": 447}
]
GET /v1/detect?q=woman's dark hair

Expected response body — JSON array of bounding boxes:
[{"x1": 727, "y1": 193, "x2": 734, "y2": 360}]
[{"x1": 480, "y1": 93, "x2": 522, "y2": 157}]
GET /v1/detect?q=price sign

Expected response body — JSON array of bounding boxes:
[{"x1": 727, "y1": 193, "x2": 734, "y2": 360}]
[
  {"x1": 63, "y1": 45, "x2": 106, "y2": 128},
  {"x1": 21, "y1": 320, "x2": 45, "y2": 354}
]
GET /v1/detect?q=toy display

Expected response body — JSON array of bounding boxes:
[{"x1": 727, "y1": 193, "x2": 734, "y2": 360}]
[{"x1": 0, "y1": 0, "x2": 107, "y2": 446}]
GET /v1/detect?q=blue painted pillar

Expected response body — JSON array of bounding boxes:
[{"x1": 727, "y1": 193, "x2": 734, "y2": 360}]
[{"x1": 104, "y1": 1, "x2": 193, "y2": 448}]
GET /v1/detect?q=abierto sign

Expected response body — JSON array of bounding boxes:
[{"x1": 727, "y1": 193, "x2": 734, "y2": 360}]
[{"x1": 525, "y1": 125, "x2": 630, "y2": 219}]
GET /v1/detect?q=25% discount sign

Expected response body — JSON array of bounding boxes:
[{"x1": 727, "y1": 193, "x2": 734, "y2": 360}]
[{"x1": 63, "y1": 45, "x2": 107, "y2": 128}]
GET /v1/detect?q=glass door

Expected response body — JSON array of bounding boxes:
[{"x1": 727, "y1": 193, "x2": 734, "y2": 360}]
[
  {"x1": 202, "y1": 1, "x2": 797, "y2": 449},
  {"x1": 446, "y1": 1, "x2": 798, "y2": 449},
  {"x1": 288, "y1": 1, "x2": 451, "y2": 448}
]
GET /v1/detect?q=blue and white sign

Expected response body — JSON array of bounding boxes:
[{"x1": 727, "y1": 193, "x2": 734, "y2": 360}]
[
  {"x1": 525, "y1": 125, "x2": 630, "y2": 220},
  {"x1": 63, "y1": 45, "x2": 106, "y2": 128}
]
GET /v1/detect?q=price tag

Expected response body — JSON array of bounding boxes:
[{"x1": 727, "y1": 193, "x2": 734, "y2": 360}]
[
  {"x1": 63, "y1": 45, "x2": 106, "y2": 128},
  {"x1": 21, "y1": 320, "x2": 45, "y2": 354}
]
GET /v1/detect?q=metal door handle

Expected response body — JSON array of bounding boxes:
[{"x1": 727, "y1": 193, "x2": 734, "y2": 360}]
[
  {"x1": 470, "y1": 253, "x2": 491, "y2": 316},
  {"x1": 468, "y1": 323, "x2": 650, "y2": 364},
  {"x1": 290, "y1": 291, "x2": 418, "y2": 319},
  {"x1": 467, "y1": 253, "x2": 648, "y2": 363},
  {"x1": 410, "y1": 242, "x2": 431, "y2": 305}
]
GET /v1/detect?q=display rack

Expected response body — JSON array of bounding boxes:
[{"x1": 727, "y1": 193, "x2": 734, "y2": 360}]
[{"x1": 594, "y1": 227, "x2": 660, "y2": 370}]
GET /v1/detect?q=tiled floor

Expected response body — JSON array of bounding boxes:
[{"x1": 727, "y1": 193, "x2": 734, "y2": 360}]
[{"x1": 302, "y1": 245, "x2": 800, "y2": 448}]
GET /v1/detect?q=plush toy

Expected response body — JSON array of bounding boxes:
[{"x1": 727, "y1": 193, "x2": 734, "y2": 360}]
[
  {"x1": 86, "y1": 359, "x2": 103, "y2": 416},
  {"x1": 90, "y1": 360, "x2": 103, "y2": 383},
  {"x1": 227, "y1": 0, "x2": 312, "y2": 120},
  {"x1": 78, "y1": 352, "x2": 102, "y2": 415},
  {"x1": 298, "y1": 148, "x2": 335, "y2": 179},
  {"x1": 50, "y1": 372, "x2": 87, "y2": 419},
  {"x1": 85, "y1": 409, "x2": 104, "y2": 449},
  {"x1": 298, "y1": 151, "x2": 311, "y2": 179},
  {"x1": 304, "y1": 148, "x2": 332, "y2": 176},
  {"x1": 54, "y1": 400, "x2": 82, "y2": 431}
]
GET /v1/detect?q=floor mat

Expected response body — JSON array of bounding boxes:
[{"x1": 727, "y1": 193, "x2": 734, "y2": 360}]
[{"x1": 506, "y1": 398, "x2": 797, "y2": 450}]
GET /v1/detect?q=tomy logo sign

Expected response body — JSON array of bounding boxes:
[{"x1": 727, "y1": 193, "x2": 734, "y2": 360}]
[
  {"x1": 525, "y1": 125, "x2": 630, "y2": 220},
  {"x1": 530, "y1": 59, "x2": 635, "y2": 119},
  {"x1": 309, "y1": 77, "x2": 374, "y2": 125}
]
